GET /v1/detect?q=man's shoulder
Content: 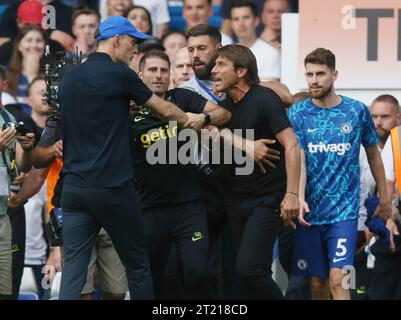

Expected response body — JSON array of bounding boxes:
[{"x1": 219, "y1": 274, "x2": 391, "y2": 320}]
[
  {"x1": 250, "y1": 84, "x2": 281, "y2": 100},
  {"x1": 179, "y1": 77, "x2": 199, "y2": 92},
  {"x1": 288, "y1": 99, "x2": 311, "y2": 118},
  {"x1": 252, "y1": 39, "x2": 278, "y2": 54},
  {"x1": 166, "y1": 88, "x2": 187, "y2": 101},
  {"x1": 66, "y1": 54, "x2": 127, "y2": 76},
  {"x1": 341, "y1": 95, "x2": 366, "y2": 109},
  {"x1": 169, "y1": 87, "x2": 197, "y2": 97},
  {"x1": 340, "y1": 96, "x2": 370, "y2": 119},
  {"x1": 4, "y1": 104, "x2": 27, "y2": 121}
]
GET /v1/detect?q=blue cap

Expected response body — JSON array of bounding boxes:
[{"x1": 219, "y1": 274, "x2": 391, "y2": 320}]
[{"x1": 96, "y1": 16, "x2": 150, "y2": 43}]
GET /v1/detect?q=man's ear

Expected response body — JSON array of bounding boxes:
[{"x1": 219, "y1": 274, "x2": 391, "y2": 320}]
[
  {"x1": 396, "y1": 111, "x2": 401, "y2": 126},
  {"x1": 332, "y1": 69, "x2": 338, "y2": 81},
  {"x1": 138, "y1": 71, "x2": 143, "y2": 79},
  {"x1": 27, "y1": 95, "x2": 33, "y2": 107},
  {"x1": 112, "y1": 35, "x2": 120, "y2": 48},
  {"x1": 236, "y1": 67, "x2": 248, "y2": 79}
]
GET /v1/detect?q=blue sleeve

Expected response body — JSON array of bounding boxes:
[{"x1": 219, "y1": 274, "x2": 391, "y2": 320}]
[
  {"x1": 288, "y1": 106, "x2": 306, "y2": 150},
  {"x1": 361, "y1": 103, "x2": 379, "y2": 149}
]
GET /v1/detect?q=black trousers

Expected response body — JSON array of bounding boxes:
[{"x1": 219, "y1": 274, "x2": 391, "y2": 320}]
[
  {"x1": 224, "y1": 195, "x2": 285, "y2": 300},
  {"x1": 60, "y1": 182, "x2": 153, "y2": 300},
  {"x1": 201, "y1": 178, "x2": 230, "y2": 299},
  {"x1": 25, "y1": 264, "x2": 51, "y2": 300},
  {"x1": 143, "y1": 200, "x2": 209, "y2": 300},
  {"x1": 7, "y1": 205, "x2": 26, "y2": 299},
  {"x1": 369, "y1": 235, "x2": 401, "y2": 300}
]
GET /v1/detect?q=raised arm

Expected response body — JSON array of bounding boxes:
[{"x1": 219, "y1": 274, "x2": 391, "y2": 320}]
[
  {"x1": 33, "y1": 140, "x2": 63, "y2": 169},
  {"x1": 203, "y1": 101, "x2": 231, "y2": 127},
  {"x1": 144, "y1": 94, "x2": 189, "y2": 127}
]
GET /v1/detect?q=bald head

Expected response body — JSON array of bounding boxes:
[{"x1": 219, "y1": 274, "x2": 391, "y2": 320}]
[
  {"x1": 173, "y1": 47, "x2": 194, "y2": 87},
  {"x1": 97, "y1": 34, "x2": 138, "y2": 65}
]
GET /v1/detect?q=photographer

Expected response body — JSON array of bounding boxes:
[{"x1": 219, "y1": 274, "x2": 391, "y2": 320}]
[
  {"x1": 0, "y1": 65, "x2": 35, "y2": 299},
  {"x1": 4, "y1": 77, "x2": 44, "y2": 299}
]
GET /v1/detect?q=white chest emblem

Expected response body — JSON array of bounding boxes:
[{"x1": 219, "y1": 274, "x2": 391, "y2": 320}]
[{"x1": 340, "y1": 122, "x2": 352, "y2": 134}]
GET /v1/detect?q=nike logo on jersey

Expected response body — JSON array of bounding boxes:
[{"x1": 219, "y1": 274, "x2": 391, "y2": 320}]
[
  {"x1": 192, "y1": 232, "x2": 204, "y2": 242},
  {"x1": 307, "y1": 128, "x2": 319, "y2": 133},
  {"x1": 332, "y1": 257, "x2": 346, "y2": 263}
]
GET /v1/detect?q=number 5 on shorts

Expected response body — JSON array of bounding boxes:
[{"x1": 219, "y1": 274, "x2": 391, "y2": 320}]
[{"x1": 336, "y1": 238, "x2": 347, "y2": 257}]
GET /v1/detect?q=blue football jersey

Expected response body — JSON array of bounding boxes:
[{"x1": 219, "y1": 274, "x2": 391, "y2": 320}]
[{"x1": 288, "y1": 97, "x2": 379, "y2": 225}]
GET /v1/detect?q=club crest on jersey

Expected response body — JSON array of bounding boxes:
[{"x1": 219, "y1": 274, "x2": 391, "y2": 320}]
[
  {"x1": 340, "y1": 122, "x2": 352, "y2": 134},
  {"x1": 297, "y1": 259, "x2": 308, "y2": 271}
]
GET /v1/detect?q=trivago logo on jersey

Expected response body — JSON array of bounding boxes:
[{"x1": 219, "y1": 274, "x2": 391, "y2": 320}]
[{"x1": 307, "y1": 142, "x2": 351, "y2": 156}]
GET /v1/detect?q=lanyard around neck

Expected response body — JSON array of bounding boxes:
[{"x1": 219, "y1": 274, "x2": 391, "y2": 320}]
[{"x1": 195, "y1": 77, "x2": 220, "y2": 105}]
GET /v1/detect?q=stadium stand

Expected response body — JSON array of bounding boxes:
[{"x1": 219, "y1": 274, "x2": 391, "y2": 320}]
[{"x1": 168, "y1": 3, "x2": 222, "y2": 30}]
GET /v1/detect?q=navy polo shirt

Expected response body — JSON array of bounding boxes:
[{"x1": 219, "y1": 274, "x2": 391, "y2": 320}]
[{"x1": 59, "y1": 52, "x2": 153, "y2": 187}]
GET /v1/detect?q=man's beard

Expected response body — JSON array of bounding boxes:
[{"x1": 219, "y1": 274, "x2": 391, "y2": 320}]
[
  {"x1": 194, "y1": 55, "x2": 217, "y2": 80},
  {"x1": 377, "y1": 129, "x2": 390, "y2": 145},
  {"x1": 309, "y1": 84, "x2": 332, "y2": 100}
]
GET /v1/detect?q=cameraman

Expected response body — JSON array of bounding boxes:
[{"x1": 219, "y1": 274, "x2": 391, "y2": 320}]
[{"x1": 0, "y1": 65, "x2": 35, "y2": 299}]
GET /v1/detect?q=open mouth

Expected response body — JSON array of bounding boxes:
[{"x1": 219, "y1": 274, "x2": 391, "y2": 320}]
[
  {"x1": 115, "y1": 5, "x2": 126, "y2": 13},
  {"x1": 193, "y1": 61, "x2": 205, "y2": 68},
  {"x1": 214, "y1": 79, "x2": 222, "y2": 87}
]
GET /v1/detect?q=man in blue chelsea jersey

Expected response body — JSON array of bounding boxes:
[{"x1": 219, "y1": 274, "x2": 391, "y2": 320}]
[{"x1": 288, "y1": 48, "x2": 392, "y2": 300}]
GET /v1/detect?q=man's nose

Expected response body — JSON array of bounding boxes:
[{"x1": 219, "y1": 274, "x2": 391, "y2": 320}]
[{"x1": 311, "y1": 75, "x2": 320, "y2": 85}]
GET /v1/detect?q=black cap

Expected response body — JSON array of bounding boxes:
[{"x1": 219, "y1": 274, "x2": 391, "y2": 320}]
[{"x1": 138, "y1": 37, "x2": 165, "y2": 53}]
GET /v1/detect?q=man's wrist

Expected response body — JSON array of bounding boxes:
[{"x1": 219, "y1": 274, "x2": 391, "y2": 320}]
[
  {"x1": 203, "y1": 112, "x2": 211, "y2": 126},
  {"x1": 379, "y1": 199, "x2": 390, "y2": 205},
  {"x1": 242, "y1": 138, "x2": 249, "y2": 152}
]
